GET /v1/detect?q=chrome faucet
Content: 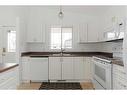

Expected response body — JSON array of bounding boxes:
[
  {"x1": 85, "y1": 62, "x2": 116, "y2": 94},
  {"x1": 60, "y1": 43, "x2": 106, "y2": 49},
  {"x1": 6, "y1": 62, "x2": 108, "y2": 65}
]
[{"x1": 60, "y1": 48, "x2": 65, "y2": 56}]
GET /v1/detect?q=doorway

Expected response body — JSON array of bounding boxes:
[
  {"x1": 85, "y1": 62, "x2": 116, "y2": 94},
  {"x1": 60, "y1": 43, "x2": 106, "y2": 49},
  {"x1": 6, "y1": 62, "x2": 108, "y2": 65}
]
[{"x1": 0, "y1": 26, "x2": 16, "y2": 63}]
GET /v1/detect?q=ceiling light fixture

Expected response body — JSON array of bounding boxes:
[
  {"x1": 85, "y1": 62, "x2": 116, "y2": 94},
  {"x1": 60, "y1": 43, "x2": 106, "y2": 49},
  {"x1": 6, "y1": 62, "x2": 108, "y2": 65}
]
[{"x1": 58, "y1": 6, "x2": 64, "y2": 19}]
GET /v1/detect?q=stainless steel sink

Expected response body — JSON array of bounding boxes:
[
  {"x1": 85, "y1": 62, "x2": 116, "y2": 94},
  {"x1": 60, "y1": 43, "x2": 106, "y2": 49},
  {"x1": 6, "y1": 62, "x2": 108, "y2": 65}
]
[
  {"x1": 62, "y1": 54, "x2": 72, "y2": 56},
  {"x1": 52, "y1": 53, "x2": 72, "y2": 56}
]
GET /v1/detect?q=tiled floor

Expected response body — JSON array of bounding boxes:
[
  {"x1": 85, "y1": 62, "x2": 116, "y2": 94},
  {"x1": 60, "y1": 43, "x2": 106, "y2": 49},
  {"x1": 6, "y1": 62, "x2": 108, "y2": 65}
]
[{"x1": 17, "y1": 82, "x2": 94, "y2": 90}]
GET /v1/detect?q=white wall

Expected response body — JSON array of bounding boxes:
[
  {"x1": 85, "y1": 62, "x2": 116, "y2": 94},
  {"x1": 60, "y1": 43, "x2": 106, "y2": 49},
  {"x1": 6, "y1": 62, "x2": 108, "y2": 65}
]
[
  {"x1": 0, "y1": 6, "x2": 28, "y2": 52},
  {"x1": 103, "y1": 6, "x2": 127, "y2": 27},
  {"x1": 25, "y1": 6, "x2": 104, "y2": 52},
  {"x1": 0, "y1": 6, "x2": 26, "y2": 25},
  {"x1": 0, "y1": 6, "x2": 125, "y2": 53},
  {"x1": 98, "y1": 6, "x2": 127, "y2": 53}
]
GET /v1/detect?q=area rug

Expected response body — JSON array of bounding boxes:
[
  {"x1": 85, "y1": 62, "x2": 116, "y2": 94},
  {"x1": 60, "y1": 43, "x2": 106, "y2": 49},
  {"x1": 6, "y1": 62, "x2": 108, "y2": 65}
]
[{"x1": 39, "y1": 82, "x2": 82, "y2": 90}]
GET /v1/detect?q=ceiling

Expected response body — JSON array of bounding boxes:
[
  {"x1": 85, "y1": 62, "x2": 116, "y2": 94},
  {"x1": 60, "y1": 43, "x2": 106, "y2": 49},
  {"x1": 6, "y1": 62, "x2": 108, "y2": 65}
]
[{"x1": 0, "y1": 5, "x2": 126, "y2": 15}]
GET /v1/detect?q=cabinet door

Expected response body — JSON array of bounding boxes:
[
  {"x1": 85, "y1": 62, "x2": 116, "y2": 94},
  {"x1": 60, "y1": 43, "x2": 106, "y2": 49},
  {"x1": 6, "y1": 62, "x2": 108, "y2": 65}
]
[
  {"x1": 84, "y1": 57, "x2": 92, "y2": 80},
  {"x1": 30, "y1": 57, "x2": 48, "y2": 81},
  {"x1": 21, "y1": 57, "x2": 30, "y2": 82},
  {"x1": 62, "y1": 57, "x2": 74, "y2": 80},
  {"x1": 49, "y1": 57, "x2": 61, "y2": 80},
  {"x1": 74, "y1": 57, "x2": 85, "y2": 80},
  {"x1": 87, "y1": 23, "x2": 99, "y2": 42},
  {"x1": 27, "y1": 16, "x2": 45, "y2": 43},
  {"x1": 78, "y1": 23, "x2": 88, "y2": 43}
]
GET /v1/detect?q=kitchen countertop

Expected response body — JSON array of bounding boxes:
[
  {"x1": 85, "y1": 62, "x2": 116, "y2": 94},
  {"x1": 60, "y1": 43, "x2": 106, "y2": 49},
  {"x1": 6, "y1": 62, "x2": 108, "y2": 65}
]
[
  {"x1": 94, "y1": 55, "x2": 124, "y2": 66},
  {"x1": 21, "y1": 52, "x2": 113, "y2": 58},
  {"x1": 0, "y1": 63, "x2": 19, "y2": 73},
  {"x1": 21, "y1": 52, "x2": 124, "y2": 66},
  {"x1": 111, "y1": 59, "x2": 124, "y2": 66}
]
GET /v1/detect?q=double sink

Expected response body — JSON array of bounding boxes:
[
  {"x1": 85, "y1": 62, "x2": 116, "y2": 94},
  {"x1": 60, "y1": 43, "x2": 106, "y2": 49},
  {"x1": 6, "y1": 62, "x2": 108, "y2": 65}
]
[
  {"x1": 30, "y1": 52, "x2": 74, "y2": 57},
  {"x1": 51, "y1": 53, "x2": 72, "y2": 56}
]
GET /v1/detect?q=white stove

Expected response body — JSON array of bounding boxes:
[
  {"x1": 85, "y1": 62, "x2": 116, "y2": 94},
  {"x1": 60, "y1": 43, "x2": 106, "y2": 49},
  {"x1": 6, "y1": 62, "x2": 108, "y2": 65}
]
[{"x1": 92, "y1": 56, "x2": 112, "y2": 90}]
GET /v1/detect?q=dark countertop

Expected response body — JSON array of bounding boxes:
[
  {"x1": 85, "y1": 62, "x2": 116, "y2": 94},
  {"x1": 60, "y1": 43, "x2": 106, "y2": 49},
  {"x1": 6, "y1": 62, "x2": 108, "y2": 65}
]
[
  {"x1": 21, "y1": 51, "x2": 123, "y2": 66},
  {"x1": 111, "y1": 59, "x2": 124, "y2": 66},
  {"x1": 0, "y1": 63, "x2": 19, "y2": 73},
  {"x1": 93, "y1": 55, "x2": 124, "y2": 66},
  {"x1": 21, "y1": 52, "x2": 113, "y2": 58}
]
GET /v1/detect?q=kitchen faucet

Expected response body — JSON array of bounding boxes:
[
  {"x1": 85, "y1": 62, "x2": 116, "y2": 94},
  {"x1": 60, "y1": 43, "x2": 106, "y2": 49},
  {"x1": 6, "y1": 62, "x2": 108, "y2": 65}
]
[{"x1": 60, "y1": 48, "x2": 65, "y2": 56}]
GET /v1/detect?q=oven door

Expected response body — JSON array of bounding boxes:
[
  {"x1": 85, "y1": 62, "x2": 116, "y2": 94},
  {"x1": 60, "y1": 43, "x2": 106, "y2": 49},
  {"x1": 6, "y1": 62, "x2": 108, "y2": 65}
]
[{"x1": 93, "y1": 60, "x2": 112, "y2": 89}]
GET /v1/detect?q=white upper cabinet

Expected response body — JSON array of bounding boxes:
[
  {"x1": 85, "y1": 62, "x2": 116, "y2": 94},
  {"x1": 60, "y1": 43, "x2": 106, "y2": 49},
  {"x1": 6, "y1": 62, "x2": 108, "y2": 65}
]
[
  {"x1": 26, "y1": 9, "x2": 45, "y2": 43},
  {"x1": 78, "y1": 22, "x2": 99, "y2": 43},
  {"x1": 87, "y1": 22, "x2": 99, "y2": 42},
  {"x1": 27, "y1": 22, "x2": 45, "y2": 43},
  {"x1": 78, "y1": 23, "x2": 88, "y2": 43}
]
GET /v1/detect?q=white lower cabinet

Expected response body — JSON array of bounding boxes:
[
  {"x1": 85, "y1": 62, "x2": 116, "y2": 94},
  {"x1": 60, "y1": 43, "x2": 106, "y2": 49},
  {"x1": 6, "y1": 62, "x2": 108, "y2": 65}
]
[
  {"x1": 113, "y1": 64, "x2": 127, "y2": 89},
  {"x1": 22, "y1": 56, "x2": 92, "y2": 82},
  {"x1": 74, "y1": 57, "x2": 85, "y2": 80},
  {"x1": 74, "y1": 57, "x2": 92, "y2": 81},
  {"x1": 21, "y1": 57, "x2": 30, "y2": 83},
  {"x1": 30, "y1": 57, "x2": 48, "y2": 82},
  {"x1": 49, "y1": 57, "x2": 92, "y2": 82},
  {"x1": 49, "y1": 57, "x2": 61, "y2": 80},
  {"x1": 0, "y1": 66, "x2": 19, "y2": 89},
  {"x1": 84, "y1": 57, "x2": 92, "y2": 80},
  {"x1": 62, "y1": 57, "x2": 74, "y2": 80}
]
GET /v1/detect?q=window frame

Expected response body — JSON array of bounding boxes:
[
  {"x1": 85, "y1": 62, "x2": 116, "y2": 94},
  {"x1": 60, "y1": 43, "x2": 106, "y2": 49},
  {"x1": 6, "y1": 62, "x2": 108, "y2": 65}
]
[
  {"x1": 7, "y1": 30, "x2": 16, "y2": 52},
  {"x1": 49, "y1": 26, "x2": 73, "y2": 50}
]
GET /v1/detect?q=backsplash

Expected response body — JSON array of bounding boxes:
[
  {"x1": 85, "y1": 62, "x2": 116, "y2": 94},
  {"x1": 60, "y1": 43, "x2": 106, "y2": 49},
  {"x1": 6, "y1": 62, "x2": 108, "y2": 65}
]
[
  {"x1": 25, "y1": 40, "x2": 123, "y2": 58},
  {"x1": 26, "y1": 43, "x2": 101, "y2": 52},
  {"x1": 112, "y1": 41, "x2": 123, "y2": 58},
  {"x1": 99, "y1": 41, "x2": 123, "y2": 58}
]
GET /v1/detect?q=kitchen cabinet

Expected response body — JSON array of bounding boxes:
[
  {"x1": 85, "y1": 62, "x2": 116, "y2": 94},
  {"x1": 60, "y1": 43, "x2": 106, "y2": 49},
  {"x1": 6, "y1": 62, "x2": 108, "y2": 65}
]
[
  {"x1": 27, "y1": 17, "x2": 45, "y2": 43},
  {"x1": 21, "y1": 57, "x2": 30, "y2": 83},
  {"x1": 74, "y1": 57, "x2": 92, "y2": 80},
  {"x1": 49, "y1": 57, "x2": 61, "y2": 80},
  {"x1": 49, "y1": 57, "x2": 74, "y2": 80},
  {"x1": 30, "y1": 57, "x2": 48, "y2": 82},
  {"x1": 62, "y1": 57, "x2": 74, "y2": 80},
  {"x1": 84, "y1": 57, "x2": 92, "y2": 80},
  {"x1": 87, "y1": 23, "x2": 99, "y2": 42},
  {"x1": 113, "y1": 64, "x2": 127, "y2": 89},
  {"x1": 74, "y1": 57, "x2": 85, "y2": 80},
  {"x1": 49, "y1": 57, "x2": 92, "y2": 82},
  {"x1": 78, "y1": 23, "x2": 88, "y2": 43},
  {"x1": 78, "y1": 23, "x2": 99, "y2": 43},
  {"x1": 0, "y1": 66, "x2": 18, "y2": 89}
]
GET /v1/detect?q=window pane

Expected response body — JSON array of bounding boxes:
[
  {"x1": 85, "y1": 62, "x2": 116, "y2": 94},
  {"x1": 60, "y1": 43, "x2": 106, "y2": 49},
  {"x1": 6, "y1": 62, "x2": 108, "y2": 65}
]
[
  {"x1": 107, "y1": 32, "x2": 115, "y2": 39},
  {"x1": 62, "y1": 28, "x2": 72, "y2": 49},
  {"x1": 50, "y1": 27, "x2": 72, "y2": 49},
  {"x1": 8, "y1": 31, "x2": 16, "y2": 52},
  {"x1": 51, "y1": 28, "x2": 61, "y2": 49},
  {"x1": 119, "y1": 32, "x2": 124, "y2": 38}
]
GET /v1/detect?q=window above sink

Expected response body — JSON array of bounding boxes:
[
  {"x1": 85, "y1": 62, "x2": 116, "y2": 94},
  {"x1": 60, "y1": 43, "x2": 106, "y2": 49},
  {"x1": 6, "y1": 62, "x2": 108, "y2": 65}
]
[{"x1": 50, "y1": 26, "x2": 73, "y2": 50}]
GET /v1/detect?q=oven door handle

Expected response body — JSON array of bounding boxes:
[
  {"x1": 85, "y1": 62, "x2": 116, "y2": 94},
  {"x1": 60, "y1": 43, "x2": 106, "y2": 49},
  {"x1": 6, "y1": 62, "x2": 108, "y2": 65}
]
[{"x1": 93, "y1": 60, "x2": 111, "y2": 69}]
